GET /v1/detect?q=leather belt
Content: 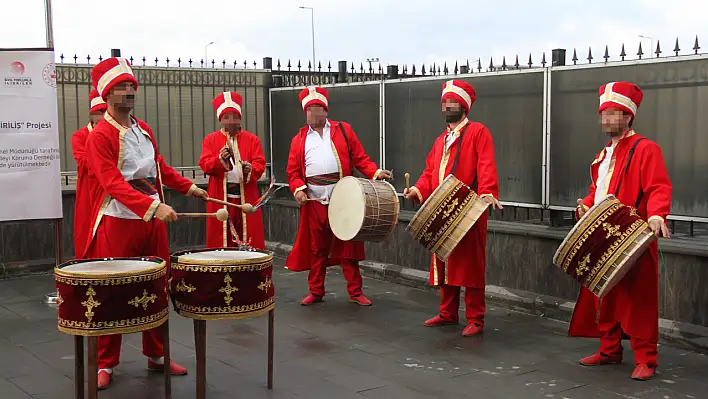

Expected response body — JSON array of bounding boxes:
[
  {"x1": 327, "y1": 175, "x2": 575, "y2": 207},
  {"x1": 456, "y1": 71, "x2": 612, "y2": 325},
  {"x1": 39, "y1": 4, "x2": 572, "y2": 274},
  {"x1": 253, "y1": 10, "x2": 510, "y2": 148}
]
[
  {"x1": 306, "y1": 172, "x2": 339, "y2": 186},
  {"x1": 129, "y1": 177, "x2": 157, "y2": 196}
]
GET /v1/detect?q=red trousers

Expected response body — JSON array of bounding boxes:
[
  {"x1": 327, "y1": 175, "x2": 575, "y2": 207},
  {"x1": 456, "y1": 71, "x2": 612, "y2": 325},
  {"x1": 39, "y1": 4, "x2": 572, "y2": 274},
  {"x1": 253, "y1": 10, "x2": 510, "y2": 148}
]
[
  {"x1": 439, "y1": 284, "x2": 485, "y2": 326},
  {"x1": 226, "y1": 196, "x2": 245, "y2": 244},
  {"x1": 86, "y1": 215, "x2": 169, "y2": 369},
  {"x1": 308, "y1": 202, "x2": 363, "y2": 298},
  {"x1": 598, "y1": 321, "x2": 658, "y2": 366}
]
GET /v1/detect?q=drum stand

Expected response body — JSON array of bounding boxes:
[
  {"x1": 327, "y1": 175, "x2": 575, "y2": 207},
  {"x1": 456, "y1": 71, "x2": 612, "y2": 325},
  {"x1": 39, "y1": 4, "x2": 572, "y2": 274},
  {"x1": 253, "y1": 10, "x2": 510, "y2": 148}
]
[
  {"x1": 72, "y1": 322, "x2": 172, "y2": 399},
  {"x1": 193, "y1": 309, "x2": 274, "y2": 399}
]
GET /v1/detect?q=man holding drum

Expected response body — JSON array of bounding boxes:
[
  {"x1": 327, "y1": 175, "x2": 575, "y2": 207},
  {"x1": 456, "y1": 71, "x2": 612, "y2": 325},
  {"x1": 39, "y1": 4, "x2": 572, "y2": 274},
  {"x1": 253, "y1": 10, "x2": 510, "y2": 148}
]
[
  {"x1": 84, "y1": 57, "x2": 208, "y2": 389},
  {"x1": 71, "y1": 89, "x2": 106, "y2": 258},
  {"x1": 198, "y1": 91, "x2": 267, "y2": 249},
  {"x1": 570, "y1": 82, "x2": 672, "y2": 381},
  {"x1": 285, "y1": 86, "x2": 391, "y2": 306},
  {"x1": 403, "y1": 79, "x2": 501, "y2": 337}
]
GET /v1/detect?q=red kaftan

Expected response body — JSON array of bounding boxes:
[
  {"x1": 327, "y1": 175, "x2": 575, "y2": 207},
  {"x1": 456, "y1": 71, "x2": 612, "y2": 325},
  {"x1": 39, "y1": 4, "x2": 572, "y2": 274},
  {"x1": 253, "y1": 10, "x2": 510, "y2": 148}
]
[
  {"x1": 411, "y1": 120, "x2": 499, "y2": 288},
  {"x1": 284, "y1": 119, "x2": 381, "y2": 272},
  {"x1": 71, "y1": 123, "x2": 96, "y2": 258},
  {"x1": 569, "y1": 131, "x2": 672, "y2": 342},
  {"x1": 82, "y1": 113, "x2": 197, "y2": 258},
  {"x1": 198, "y1": 129, "x2": 266, "y2": 249}
]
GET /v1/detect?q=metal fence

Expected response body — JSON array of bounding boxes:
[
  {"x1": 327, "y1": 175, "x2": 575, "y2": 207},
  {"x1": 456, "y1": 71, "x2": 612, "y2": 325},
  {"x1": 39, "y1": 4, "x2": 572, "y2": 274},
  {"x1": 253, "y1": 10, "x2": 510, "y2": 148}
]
[{"x1": 269, "y1": 46, "x2": 708, "y2": 233}]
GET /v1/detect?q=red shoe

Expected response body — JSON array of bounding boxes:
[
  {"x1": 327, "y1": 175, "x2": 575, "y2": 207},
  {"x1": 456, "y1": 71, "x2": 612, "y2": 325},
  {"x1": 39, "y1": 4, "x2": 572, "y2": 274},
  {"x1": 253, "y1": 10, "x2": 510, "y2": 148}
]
[
  {"x1": 631, "y1": 364, "x2": 656, "y2": 380},
  {"x1": 424, "y1": 314, "x2": 458, "y2": 327},
  {"x1": 579, "y1": 352, "x2": 623, "y2": 366},
  {"x1": 461, "y1": 323, "x2": 483, "y2": 336},
  {"x1": 97, "y1": 370, "x2": 112, "y2": 390},
  {"x1": 147, "y1": 359, "x2": 188, "y2": 376},
  {"x1": 350, "y1": 294, "x2": 372, "y2": 306},
  {"x1": 300, "y1": 294, "x2": 324, "y2": 306}
]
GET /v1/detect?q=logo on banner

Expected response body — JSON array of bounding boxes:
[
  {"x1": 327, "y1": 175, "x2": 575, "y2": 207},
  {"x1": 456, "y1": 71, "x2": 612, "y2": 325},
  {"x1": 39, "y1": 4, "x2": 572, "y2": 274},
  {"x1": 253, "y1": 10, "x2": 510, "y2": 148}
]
[
  {"x1": 4, "y1": 61, "x2": 32, "y2": 87},
  {"x1": 42, "y1": 63, "x2": 56, "y2": 87}
]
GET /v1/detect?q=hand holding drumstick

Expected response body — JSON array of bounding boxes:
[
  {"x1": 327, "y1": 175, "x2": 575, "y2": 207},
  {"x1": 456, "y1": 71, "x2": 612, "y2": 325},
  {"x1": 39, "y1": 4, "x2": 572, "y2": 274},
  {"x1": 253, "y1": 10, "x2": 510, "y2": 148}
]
[{"x1": 402, "y1": 172, "x2": 418, "y2": 200}]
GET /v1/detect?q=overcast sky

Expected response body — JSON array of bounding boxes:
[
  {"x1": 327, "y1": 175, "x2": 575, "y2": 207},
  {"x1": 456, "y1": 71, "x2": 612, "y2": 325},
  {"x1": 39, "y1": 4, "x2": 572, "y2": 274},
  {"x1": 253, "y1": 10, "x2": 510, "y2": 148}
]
[{"x1": 2, "y1": 0, "x2": 706, "y2": 69}]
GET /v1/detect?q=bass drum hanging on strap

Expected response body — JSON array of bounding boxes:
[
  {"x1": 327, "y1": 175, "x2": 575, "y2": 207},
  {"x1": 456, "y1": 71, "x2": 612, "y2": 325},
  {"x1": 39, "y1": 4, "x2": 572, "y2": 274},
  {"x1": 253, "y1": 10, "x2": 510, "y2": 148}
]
[
  {"x1": 405, "y1": 124, "x2": 489, "y2": 262},
  {"x1": 553, "y1": 138, "x2": 656, "y2": 298}
]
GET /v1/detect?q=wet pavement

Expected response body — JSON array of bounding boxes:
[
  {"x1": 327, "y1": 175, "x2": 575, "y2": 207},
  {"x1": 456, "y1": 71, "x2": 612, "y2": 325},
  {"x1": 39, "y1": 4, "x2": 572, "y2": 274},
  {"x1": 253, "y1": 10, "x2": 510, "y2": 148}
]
[{"x1": 1, "y1": 255, "x2": 708, "y2": 399}]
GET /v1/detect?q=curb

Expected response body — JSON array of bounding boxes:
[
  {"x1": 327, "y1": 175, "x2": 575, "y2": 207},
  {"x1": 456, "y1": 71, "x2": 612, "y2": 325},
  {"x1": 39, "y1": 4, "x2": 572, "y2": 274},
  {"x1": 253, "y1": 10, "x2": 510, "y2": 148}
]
[{"x1": 265, "y1": 240, "x2": 708, "y2": 352}]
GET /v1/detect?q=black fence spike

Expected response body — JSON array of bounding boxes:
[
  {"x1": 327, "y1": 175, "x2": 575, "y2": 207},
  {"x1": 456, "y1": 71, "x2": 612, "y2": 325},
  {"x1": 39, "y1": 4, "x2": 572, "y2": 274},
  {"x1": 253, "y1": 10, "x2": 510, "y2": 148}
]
[
  {"x1": 488, "y1": 57, "x2": 494, "y2": 71},
  {"x1": 620, "y1": 44, "x2": 626, "y2": 60},
  {"x1": 154, "y1": 57, "x2": 158, "y2": 66},
  {"x1": 437, "y1": 65, "x2": 441, "y2": 75},
  {"x1": 200, "y1": 59, "x2": 204, "y2": 67},
  {"x1": 359, "y1": 62, "x2": 364, "y2": 74},
  {"x1": 693, "y1": 35, "x2": 700, "y2": 54},
  {"x1": 177, "y1": 58, "x2": 181, "y2": 67},
  {"x1": 98, "y1": 55, "x2": 103, "y2": 63},
  {"x1": 297, "y1": 60, "x2": 301, "y2": 71},
  {"x1": 572, "y1": 49, "x2": 578, "y2": 65},
  {"x1": 655, "y1": 40, "x2": 662, "y2": 57},
  {"x1": 378, "y1": 65, "x2": 383, "y2": 75},
  {"x1": 129, "y1": 56, "x2": 134, "y2": 64},
  {"x1": 454, "y1": 61, "x2": 458, "y2": 75},
  {"x1": 603, "y1": 45, "x2": 610, "y2": 62},
  {"x1": 318, "y1": 60, "x2": 322, "y2": 71},
  {"x1": 166, "y1": 57, "x2": 170, "y2": 66},
  {"x1": 466, "y1": 59, "x2": 470, "y2": 70},
  {"x1": 501, "y1": 56, "x2": 507, "y2": 70},
  {"x1": 421, "y1": 64, "x2": 426, "y2": 76},
  {"x1": 477, "y1": 58, "x2": 482, "y2": 72},
  {"x1": 637, "y1": 42, "x2": 644, "y2": 59},
  {"x1": 211, "y1": 60, "x2": 215, "y2": 68},
  {"x1": 327, "y1": 61, "x2": 332, "y2": 72},
  {"x1": 432, "y1": 62, "x2": 437, "y2": 75},
  {"x1": 514, "y1": 54, "x2": 520, "y2": 69},
  {"x1": 189, "y1": 59, "x2": 193, "y2": 67},
  {"x1": 587, "y1": 47, "x2": 593, "y2": 63},
  {"x1": 350, "y1": 63, "x2": 355, "y2": 74},
  {"x1": 276, "y1": 59, "x2": 281, "y2": 70},
  {"x1": 411, "y1": 64, "x2": 417, "y2": 75},
  {"x1": 673, "y1": 38, "x2": 680, "y2": 56},
  {"x1": 142, "y1": 57, "x2": 146, "y2": 66},
  {"x1": 86, "y1": 55, "x2": 91, "y2": 64},
  {"x1": 541, "y1": 52, "x2": 546, "y2": 67},
  {"x1": 73, "y1": 54, "x2": 78, "y2": 63},
  {"x1": 253, "y1": 60, "x2": 257, "y2": 69},
  {"x1": 528, "y1": 53, "x2": 533, "y2": 68},
  {"x1": 443, "y1": 62, "x2": 448, "y2": 75},
  {"x1": 243, "y1": 60, "x2": 247, "y2": 68},
  {"x1": 60, "y1": 54, "x2": 64, "y2": 62},
  {"x1": 222, "y1": 60, "x2": 226, "y2": 68}
]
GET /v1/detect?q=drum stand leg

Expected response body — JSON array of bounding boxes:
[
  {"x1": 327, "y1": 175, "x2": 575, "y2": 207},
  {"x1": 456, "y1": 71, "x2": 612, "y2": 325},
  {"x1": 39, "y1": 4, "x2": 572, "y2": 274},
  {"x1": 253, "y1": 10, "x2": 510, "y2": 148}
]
[
  {"x1": 194, "y1": 320, "x2": 207, "y2": 399},
  {"x1": 87, "y1": 337, "x2": 98, "y2": 399},
  {"x1": 163, "y1": 321, "x2": 172, "y2": 399},
  {"x1": 74, "y1": 336, "x2": 84, "y2": 399},
  {"x1": 267, "y1": 309, "x2": 274, "y2": 390}
]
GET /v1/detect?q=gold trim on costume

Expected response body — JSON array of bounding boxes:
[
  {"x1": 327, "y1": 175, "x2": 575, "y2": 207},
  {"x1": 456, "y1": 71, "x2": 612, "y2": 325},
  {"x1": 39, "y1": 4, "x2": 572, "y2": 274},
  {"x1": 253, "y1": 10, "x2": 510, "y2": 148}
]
[
  {"x1": 647, "y1": 215, "x2": 664, "y2": 223},
  {"x1": 410, "y1": 186, "x2": 423, "y2": 203},
  {"x1": 294, "y1": 185, "x2": 307, "y2": 195},
  {"x1": 143, "y1": 199, "x2": 160, "y2": 222}
]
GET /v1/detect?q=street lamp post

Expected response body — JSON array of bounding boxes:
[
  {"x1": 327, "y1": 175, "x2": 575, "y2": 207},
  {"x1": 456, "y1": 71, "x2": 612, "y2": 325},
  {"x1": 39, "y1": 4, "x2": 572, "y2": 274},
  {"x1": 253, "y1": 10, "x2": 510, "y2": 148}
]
[
  {"x1": 299, "y1": 6, "x2": 316, "y2": 69},
  {"x1": 204, "y1": 41, "x2": 214, "y2": 66},
  {"x1": 639, "y1": 35, "x2": 654, "y2": 57}
]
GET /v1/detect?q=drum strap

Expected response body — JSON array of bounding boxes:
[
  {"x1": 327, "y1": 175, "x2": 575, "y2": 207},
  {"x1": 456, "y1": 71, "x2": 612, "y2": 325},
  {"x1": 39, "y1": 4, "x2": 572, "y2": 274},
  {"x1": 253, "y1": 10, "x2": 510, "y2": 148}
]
[
  {"x1": 338, "y1": 122, "x2": 361, "y2": 177},
  {"x1": 613, "y1": 138, "x2": 645, "y2": 208},
  {"x1": 449, "y1": 123, "x2": 477, "y2": 190}
]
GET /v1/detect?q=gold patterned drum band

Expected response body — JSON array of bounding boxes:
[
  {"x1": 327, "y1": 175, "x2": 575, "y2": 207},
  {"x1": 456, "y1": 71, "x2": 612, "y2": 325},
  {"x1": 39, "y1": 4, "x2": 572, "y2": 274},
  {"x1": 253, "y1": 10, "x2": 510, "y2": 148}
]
[
  {"x1": 552, "y1": 194, "x2": 656, "y2": 297},
  {"x1": 55, "y1": 257, "x2": 169, "y2": 337},
  {"x1": 169, "y1": 248, "x2": 275, "y2": 320},
  {"x1": 406, "y1": 174, "x2": 489, "y2": 262}
]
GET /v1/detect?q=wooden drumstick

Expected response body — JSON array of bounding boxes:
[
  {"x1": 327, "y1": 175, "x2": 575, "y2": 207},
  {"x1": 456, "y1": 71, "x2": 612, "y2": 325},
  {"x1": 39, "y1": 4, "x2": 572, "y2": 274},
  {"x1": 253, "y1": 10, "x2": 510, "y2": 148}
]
[
  {"x1": 177, "y1": 209, "x2": 229, "y2": 221},
  {"x1": 205, "y1": 197, "x2": 255, "y2": 213},
  {"x1": 404, "y1": 173, "x2": 410, "y2": 189}
]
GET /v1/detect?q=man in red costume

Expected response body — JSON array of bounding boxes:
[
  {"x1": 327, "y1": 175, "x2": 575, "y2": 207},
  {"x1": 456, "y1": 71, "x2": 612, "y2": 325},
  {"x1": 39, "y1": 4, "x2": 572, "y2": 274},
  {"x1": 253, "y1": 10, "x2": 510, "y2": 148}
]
[
  {"x1": 71, "y1": 89, "x2": 106, "y2": 258},
  {"x1": 84, "y1": 57, "x2": 208, "y2": 389},
  {"x1": 285, "y1": 86, "x2": 391, "y2": 306},
  {"x1": 403, "y1": 79, "x2": 501, "y2": 337},
  {"x1": 198, "y1": 91, "x2": 266, "y2": 249},
  {"x1": 570, "y1": 81, "x2": 672, "y2": 381}
]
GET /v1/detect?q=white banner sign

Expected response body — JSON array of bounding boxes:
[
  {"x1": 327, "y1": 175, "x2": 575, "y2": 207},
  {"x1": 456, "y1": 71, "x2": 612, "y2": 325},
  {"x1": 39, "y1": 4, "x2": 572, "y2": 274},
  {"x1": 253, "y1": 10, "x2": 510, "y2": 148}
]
[{"x1": 0, "y1": 49, "x2": 63, "y2": 221}]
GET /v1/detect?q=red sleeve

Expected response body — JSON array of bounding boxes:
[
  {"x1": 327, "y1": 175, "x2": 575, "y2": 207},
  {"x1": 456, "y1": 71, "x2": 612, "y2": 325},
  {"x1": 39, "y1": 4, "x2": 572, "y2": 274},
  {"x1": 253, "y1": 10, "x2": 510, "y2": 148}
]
[
  {"x1": 139, "y1": 123, "x2": 195, "y2": 195},
  {"x1": 474, "y1": 126, "x2": 499, "y2": 199},
  {"x1": 342, "y1": 122, "x2": 381, "y2": 179},
  {"x1": 286, "y1": 135, "x2": 307, "y2": 194},
  {"x1": 71, "y1": 128, "x2": 88, "y2": 170},
  {"x1": 246, "y1": 134, "x2": 266, "y2": 183},
  {"x1": 412, "y1": 139, "x2": 439, "y2": 203},
  {"x1": 640, "y1": 142, "x2": 672, "y2": 222},
  {"x1": 86, "y1": 131, "x2": 159, "y2": 221},
  {"x1": 198, "y1": 134, "x2": 229, "y2": 176}
]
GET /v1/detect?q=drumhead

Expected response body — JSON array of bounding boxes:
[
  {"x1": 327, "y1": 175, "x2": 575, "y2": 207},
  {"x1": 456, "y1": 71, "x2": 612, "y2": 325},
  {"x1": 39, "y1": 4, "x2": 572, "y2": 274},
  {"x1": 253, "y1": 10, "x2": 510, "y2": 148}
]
[
  {"x1": 328, "y1": 176, "x2": 365, "y2": 241},
  {"x1": 57, "y1": 258, "x2": 164, "y2": 276},
  {"x1": 175, "y1": 249, "x2": 271, "y2": 264},
  {"x1": 552, "y1": 194, "x2": 618, "y2": 265}
]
